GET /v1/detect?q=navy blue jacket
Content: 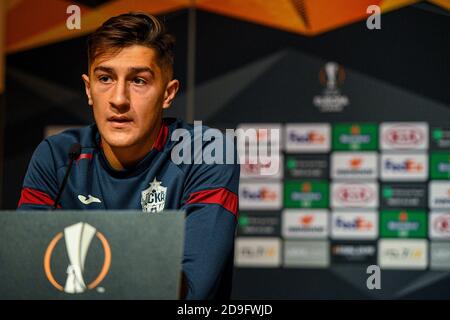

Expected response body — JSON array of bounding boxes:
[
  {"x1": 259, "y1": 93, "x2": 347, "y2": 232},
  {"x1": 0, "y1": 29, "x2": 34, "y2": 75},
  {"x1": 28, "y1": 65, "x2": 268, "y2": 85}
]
[{"x1": 17, "y1": 118, "x2": 239, "y2": 300}]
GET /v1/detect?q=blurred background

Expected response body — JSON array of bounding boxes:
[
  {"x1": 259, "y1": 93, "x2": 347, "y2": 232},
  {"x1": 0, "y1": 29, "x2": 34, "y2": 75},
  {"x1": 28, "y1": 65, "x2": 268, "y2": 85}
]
[{"x1": 0, "y1": 0, "x2": 449, "y2": 299}]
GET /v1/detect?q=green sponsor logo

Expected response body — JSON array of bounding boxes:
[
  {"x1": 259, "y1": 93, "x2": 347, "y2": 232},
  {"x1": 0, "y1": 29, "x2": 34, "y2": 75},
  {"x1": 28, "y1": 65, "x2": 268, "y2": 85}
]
[
  {"x1": 284, "y1": 181, "x2": 329, "y2": 208},
  {"x1": 380, "y1": 210, "x2": 427, "y2": 238},
  {"x1": 286, "y1": 158, "x2": 297, "y2": 170},
  {"x1": 433, "y1": 129, "x2": 443, "y2": 141},
  {"x1": 431, "y1": 152, "x2": 450, "y2": 179},
  {"x1": 382, "y1": 186, "x2": 393, "y2": 199},
  {"x1": 332, "y1": 123, "x2": 378, "y2": 150},
  {"x1": 238, "y1": 214, "x2": 249, "y2": 227}
]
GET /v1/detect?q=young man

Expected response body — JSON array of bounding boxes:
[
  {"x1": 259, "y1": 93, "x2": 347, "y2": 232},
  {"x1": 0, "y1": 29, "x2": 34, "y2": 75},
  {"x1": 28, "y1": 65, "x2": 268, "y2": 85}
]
[{"x1": 17, "y1": 12, "x2": 239, "y2": 300}]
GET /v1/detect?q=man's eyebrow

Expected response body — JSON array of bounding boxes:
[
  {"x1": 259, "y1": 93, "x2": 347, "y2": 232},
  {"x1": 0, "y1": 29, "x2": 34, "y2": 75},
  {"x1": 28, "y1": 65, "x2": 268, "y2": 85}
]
[
  {"x1": 92, "y1": 66, "x2": 155, "y2": 77},
  {"x1": 93, "y1": 66, "x2": 115, "y2": 74},
  {"x1": 128, "y1": 67, "x2": 155, "y2": 77}
]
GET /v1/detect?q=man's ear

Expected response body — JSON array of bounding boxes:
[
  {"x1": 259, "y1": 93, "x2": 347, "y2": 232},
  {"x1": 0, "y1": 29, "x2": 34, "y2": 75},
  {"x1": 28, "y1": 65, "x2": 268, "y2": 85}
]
[
  {"x1": 163, "y1": 79, "x2": 180, "y2": 109},
  {"x1": 81, "y1": 74, "x2": 93, "y2": 106}
]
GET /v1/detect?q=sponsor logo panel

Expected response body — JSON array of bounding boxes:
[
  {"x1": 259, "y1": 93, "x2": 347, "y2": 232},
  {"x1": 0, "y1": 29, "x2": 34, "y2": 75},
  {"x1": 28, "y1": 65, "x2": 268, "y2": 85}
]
[
  {"x1": 430, "y1": 242, "x2": 450, "y2": 270},
  {"x1": 282, "y1": 209, "x2": 328, "y2": 239},
  {"x1": 239, "y1": 182, "x2": 282, "y2": 210},
  {"x1": 380, "y1": 183, "x2": 427, "y2": 208},
  {"x1": 331, "y1": 152, "x2": 378, "y2": 180},
  {"x1": 237, "y1": 212, "x2": 281, "y2": 237},
  {"x1": 380, "y1": 153, "x2": 428, "y2": 181},
  {"x1": 285, "y1": 154, "x2": 328, "y2": 179},
  {"x1": 380, "y1": 122, "x2": 428, "y2": 150},
  {"x1": 240, "y1": 155, "x2": 283, "y2": 179},
  {"x1": 283, "y1": 240, "x2": 330, "y2": 268},
  {"x1": 380, "y1": 210, "x2": 427, "y2": 238},
  {"x1": 429, "y1": 181, "x2": 450, "y2": 209},
  {"x1": 331, "y1": 241, "x2": 377, "y2": 264},
  {"x1": 236, "y1": 123, "x2": 282, "y2": 148},
  {"x1": 429, "y1": 212, "x2": 450, "y2": 239},
  {"x1": 332, "y1": 123, "x2": 378, "y2": 151},
  {"x1": 285, "y1": 124, "x2": 331, "y2": 152},
  {"x1": 284, "y1": 181, "x2": 329, "y2": 208},
  {"x1": 431, "y1": 127, "x2": 450, "y2": 150},
  {"x1": 430, "y1": 152, "x2": 450, "y2": 179},
  {"x1": 378, "y1": 239, "x2": 427, "y2": 270},
  {"x1": 331, "y1": 182, "x2": 379, "y2": 208},
  {"x1": 331, "y1": 210, "x2": 378, "y2": 239},
  {"x1": 235, "y1": 237, "x2": 282, "y2": 267}
]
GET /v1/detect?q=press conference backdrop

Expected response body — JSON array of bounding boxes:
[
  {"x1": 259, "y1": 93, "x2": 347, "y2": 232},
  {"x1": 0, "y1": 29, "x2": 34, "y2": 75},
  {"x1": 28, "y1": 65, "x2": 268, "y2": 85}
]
[{"x1": 2, "y1": 0, "x2": 450, "y2": 299}]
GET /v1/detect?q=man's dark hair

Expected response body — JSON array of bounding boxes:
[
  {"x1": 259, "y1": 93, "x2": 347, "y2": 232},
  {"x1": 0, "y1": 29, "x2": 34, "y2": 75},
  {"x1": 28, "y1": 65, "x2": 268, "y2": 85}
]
[{"x1": 87, "y1": 12, "x2": 175, "y2": 79}]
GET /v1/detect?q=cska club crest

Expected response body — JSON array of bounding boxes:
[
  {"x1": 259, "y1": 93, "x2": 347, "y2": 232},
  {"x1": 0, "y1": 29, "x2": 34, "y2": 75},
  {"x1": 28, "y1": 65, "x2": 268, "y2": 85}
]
[{"x1": 141, "y1": 178, "x2": 167, "y2": 213}]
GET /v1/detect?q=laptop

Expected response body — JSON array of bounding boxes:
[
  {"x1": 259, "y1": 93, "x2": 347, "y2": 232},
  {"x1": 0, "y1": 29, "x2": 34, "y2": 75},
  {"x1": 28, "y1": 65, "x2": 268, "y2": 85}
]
[{"x1": 0, "y1": 210, "x2": 185, "y2": 300}]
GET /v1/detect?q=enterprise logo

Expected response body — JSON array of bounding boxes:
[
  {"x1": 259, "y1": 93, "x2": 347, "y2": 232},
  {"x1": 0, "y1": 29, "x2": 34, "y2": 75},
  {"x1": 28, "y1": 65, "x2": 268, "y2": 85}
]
[
  {"x1": 282, "y1": 210, "x2": 328, "y2": 239},
  {"x1": 429, "y1": 181, "x2": 450, "y2": 209},
  {"x1": 331, "y1": 152, "x2": 377, "y2": 179}
]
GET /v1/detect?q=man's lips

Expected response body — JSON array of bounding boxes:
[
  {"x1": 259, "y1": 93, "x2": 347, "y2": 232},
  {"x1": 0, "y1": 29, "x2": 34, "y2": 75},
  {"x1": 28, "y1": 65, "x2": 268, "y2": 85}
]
[
  {"x1": 107, "y1": 116, "x2": 133, "y2": 127},
  {"x1": 108, "y1": 116, "x2": 132, "y2": 122}
]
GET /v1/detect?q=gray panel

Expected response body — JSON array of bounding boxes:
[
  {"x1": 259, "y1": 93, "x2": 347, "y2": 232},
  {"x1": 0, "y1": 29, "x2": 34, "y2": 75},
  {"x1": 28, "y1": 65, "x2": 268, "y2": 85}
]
[
  {"x1": 0, "y1": 210, "x2": 185, "y2": 299},
  {"x1": 284, "y1": 240, "x2": 329, "y2": 268},
  {"x1": 431, "y1": 242, "x2": 450, "y2": 270}
]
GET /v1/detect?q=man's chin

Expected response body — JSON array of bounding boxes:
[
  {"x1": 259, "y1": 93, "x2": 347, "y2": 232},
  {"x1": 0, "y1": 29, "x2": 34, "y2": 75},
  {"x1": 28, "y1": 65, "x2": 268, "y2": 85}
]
[{"x1": 102, "y1": 134, "x2": 137, "y2": 149}]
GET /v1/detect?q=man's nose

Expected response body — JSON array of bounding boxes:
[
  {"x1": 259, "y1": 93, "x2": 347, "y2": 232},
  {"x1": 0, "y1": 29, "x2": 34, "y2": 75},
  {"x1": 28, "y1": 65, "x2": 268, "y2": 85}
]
[{"x1": 110, "y1": 79, "x2": 130, "y2": 110}]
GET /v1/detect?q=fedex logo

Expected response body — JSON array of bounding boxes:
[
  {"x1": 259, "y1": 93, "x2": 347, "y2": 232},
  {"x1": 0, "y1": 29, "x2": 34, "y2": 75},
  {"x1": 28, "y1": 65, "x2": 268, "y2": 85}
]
[
  {"x1": 239, "y1": 182, "x2": 282, "y2": 210},
  {"x1": 381, "y1": 153, "x2": 428, "y2": 181},
  {"x1": 288, "y1": 131, "x2": 325, "y2": 144},
  {"x1": 335, "y1": 217, "x2": 373, "y2": 230},
  {"x1": 285, "y1": 124, "x2": 330, "y2": 152},
  {"x1": 241, "y1": 188, "x2": 277, "y2": 201},
  {"x1": 331, "y1": 211, "x2": 378, "y2": 239},
  {"x1": 384, "y1": 159, "x2": 423, "y2": 172}
]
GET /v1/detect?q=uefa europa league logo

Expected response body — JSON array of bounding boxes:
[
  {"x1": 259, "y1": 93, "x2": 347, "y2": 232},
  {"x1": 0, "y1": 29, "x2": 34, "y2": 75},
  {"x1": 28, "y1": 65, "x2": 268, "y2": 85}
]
[
  {"x1": 64, "y1": 223, "x2": 96, "y2": 293},
  {"x1": 324, "y1": 62, "x2": 339, "y2": 91},
  {"x1": 44, "y1": 222, "x2": 111, "y2": 294},
  {"x1": 313, "y1": 61, "x2": 349, "y2": 112}
]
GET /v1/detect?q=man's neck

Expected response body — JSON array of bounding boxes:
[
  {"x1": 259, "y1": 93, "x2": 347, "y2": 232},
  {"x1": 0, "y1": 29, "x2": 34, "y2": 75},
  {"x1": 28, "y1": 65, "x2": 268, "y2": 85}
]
[{"x1": 101, "y1": 121, "x2": 162, "y2": 171}]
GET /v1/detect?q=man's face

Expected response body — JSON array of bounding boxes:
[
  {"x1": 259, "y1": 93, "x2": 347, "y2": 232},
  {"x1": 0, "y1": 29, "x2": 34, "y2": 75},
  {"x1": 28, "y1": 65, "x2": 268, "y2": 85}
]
[{"x1": 82, "y1": 45, "x2": 178, "y2": 149}]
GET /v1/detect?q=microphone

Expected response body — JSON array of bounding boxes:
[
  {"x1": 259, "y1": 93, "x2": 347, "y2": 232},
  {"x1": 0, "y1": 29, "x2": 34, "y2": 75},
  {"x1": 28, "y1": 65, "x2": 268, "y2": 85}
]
[{"x1": 52, "y1": 143, "x2": 81, "y2": 210}]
